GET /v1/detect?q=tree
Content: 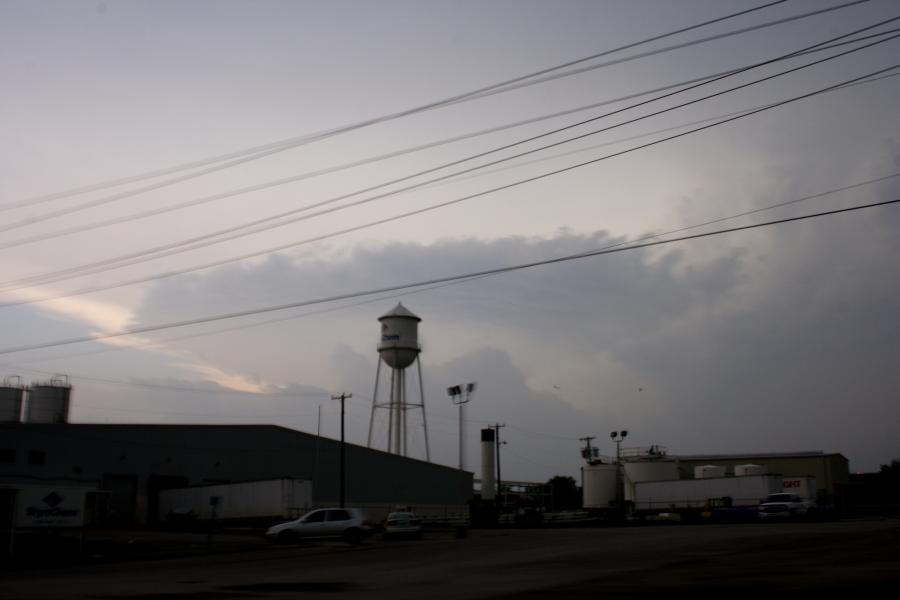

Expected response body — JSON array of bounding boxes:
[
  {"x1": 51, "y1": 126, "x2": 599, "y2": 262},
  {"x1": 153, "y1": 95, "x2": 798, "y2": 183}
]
[{"x1": 547, "y1": 475, "x2": 581, "y2": 511}]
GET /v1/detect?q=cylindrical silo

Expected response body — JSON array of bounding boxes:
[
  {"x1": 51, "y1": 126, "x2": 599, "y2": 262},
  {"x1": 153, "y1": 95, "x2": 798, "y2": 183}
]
[
  {"x1": 624, "y1": 460, "x2": 679, "y2": 502},
  {"x1": 377, "y1": 303, "x2": 421, "y2": 369},
  {"x1": 0, "y1": 376, "x2": 25, "y2": 423},
  {"x1": 481, "y1": 428, "x2": 496, "y2": 500},
  {"x1": 25, "y1": 378, "x2": 71, "y2": 424},
  {"x1": 582, "y1": 463, "x2": 618, "y2": 509}
]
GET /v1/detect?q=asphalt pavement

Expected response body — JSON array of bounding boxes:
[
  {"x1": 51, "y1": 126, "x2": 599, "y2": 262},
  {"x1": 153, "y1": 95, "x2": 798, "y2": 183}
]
[{"x1": 1, "y1": 519, "x2": 898, "y2": 599}]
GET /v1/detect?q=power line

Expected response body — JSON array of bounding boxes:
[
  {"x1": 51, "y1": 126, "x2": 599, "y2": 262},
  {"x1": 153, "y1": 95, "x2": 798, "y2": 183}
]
[
  {"x1": 8, "y1": 168, "x2": 896, "y2": 369},
  {"x1": 0, "y1": 0, "x2": 799, "y2": 213},
  {"x1": 6, "y1": 25, "x2": 897, "y2": 253},
  {"x1": 0, "y1": 196, "x2": 896, "y2": 357},
  {"x1": 4, "y1": 54, "x2": 898, "y2": 300}
]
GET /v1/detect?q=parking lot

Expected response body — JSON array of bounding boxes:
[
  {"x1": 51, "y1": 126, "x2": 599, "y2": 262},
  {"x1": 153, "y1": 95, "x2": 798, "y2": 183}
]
[{"x1": 1, "y1": 519, "x2": 898, "y2": 599}]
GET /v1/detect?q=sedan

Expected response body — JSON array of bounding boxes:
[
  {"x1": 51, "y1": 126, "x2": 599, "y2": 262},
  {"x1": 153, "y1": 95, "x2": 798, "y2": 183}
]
[{"x1": 382, "y1": 511, "x2": 424, "y2": 540}]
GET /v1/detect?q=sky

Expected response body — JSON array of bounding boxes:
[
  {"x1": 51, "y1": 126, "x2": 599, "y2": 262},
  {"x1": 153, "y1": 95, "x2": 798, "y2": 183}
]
[{"x1": 1, "y1": 0, "x2": 899, "y2": 480}]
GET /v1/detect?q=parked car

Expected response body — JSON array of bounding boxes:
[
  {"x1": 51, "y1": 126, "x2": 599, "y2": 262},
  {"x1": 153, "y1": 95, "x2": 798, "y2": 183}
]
[
  {"x1": 265, "y1": 508, "x2": 373, "y2": 544},
  {"x1": 758, "y1": 493, "x2": 813, "y2": 520},
  {"x1": 382, "y1": 511, "x2": 423, "y2": 540}
]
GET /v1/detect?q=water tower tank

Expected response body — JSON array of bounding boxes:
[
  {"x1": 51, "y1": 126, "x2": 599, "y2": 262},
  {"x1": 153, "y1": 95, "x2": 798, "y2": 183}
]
[
  {"x1": 0, "y1": 377, "x2": 25, "y2": 423},
  {"x1": 582, "y1": 463, "x2": 617, "y2": 509},
  {"x1": 377, "y1": 303, "x2": 421, "y2": 369},
  {"x1": 694, "y1": 465, "x2": 727, "y2": 479},
  {"x1": 25, "y1": 377, "x2": 71, "y2": 424}
]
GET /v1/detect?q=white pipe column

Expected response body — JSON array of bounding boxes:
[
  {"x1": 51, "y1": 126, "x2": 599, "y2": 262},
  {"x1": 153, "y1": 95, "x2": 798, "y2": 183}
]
[{"x1": 481, "y1": 428, "x2": 496, "y2": 500}]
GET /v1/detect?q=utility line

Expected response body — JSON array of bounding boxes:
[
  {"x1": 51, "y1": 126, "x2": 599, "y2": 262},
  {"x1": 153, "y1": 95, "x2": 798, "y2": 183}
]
[
  {"x1": 0, "y1": 0, "x2": 797, "y2": 213},
  {"x1": 9, "y1": 168, "x2": 896, "y2": 368},
  {"x1": 5, "y1": 25, "x2": 897, "y2": 252},
  {"x1": 430, "y1": 70, "x2": 900, "y2": 187},
  {"x1": 0, "y1": 196, "x2": 896, "y2": 357},
  {"x1": 2, "y1": 2, "x2": 866, "y2": 229},
  {"x1": 4, "y1": 52, "x2": 898, "y2": 300}
]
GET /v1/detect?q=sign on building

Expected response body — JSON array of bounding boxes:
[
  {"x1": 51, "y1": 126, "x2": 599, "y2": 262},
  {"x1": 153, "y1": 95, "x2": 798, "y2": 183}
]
[{"x1": 16, "y1": 485, "x2": 91, "y2": 528}]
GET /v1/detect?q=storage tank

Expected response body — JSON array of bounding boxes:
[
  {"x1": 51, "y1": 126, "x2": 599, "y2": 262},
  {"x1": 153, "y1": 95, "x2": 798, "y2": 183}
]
[
  {"x1": 0, "y1": 376, "x2": 25, "y2": 423},
  {"x1": 377, "y1": 303, "x2": 421, "y2": 369},
  {"x1": 582, "y1": 463, "x2": 617, "y2": 509},
  {"x1": 694, "y1": 465, "x2": 727, "y2": 479},
  {"x1": 735, "y1": 464, "x2": 768, "y2": 476},
  {"x1": 25, "y1": 377, "x2": 71, "y2": 424},
  {"x1": 624, "y1": 460, "x2": 679, "y2": 502}
]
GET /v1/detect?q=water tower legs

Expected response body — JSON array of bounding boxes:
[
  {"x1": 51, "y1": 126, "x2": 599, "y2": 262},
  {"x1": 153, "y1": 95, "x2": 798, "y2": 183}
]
[{"x1": 367, "y1": 355, "x2": 430, "y2": 461}]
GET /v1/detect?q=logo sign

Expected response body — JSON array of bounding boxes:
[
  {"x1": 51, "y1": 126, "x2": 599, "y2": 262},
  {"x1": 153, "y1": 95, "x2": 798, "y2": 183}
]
[
  {"x1": 17, "y1": 485, "x2": 89, "y2": 527},
  {"x1": 784, "y1": 479, "x2": 802, "y2": 489}
]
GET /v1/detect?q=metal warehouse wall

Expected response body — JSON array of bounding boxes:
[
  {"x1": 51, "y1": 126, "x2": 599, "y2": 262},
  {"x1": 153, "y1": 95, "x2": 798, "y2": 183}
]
[{"x1": 0, "y1": 423, "x2": 472, "y2": 523}]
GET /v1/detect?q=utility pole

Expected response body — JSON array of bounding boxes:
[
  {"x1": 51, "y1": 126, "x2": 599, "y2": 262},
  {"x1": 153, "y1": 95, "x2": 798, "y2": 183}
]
[
  {"x1": 332, "y1": 393, "x2": 352, "y2": 508},
  {"x1": 491, "y1": 423, "x2": 506, "y2": 509}
]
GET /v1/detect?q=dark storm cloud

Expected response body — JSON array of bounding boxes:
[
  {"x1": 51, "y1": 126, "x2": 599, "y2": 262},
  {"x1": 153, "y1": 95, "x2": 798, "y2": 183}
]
[{"x1": 128, "y1": 187, "x2": 900, "y2": 472}]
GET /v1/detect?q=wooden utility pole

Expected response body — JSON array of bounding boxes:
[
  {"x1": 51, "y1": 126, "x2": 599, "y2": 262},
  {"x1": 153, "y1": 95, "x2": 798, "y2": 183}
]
[{"x1": 332, "y1": 393, "x2": 352, "y2": 508}]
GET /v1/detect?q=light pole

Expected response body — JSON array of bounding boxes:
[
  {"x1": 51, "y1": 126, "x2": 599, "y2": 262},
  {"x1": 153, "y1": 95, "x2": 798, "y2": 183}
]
[
  {"x1": 447, "y1": 382, "x2": 476, "y2": 470},
  {"x1": 611, "y1": 430, "x2": 628, "y2": 516},
  {"x1": 332, "y1": 392, "x2": 352, "y2": 508}
]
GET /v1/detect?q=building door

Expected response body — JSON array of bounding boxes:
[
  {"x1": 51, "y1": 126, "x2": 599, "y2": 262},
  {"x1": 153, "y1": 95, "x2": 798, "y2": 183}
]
[{"x1": 102, "y1": 474, "x2": 137, "y2": 525}]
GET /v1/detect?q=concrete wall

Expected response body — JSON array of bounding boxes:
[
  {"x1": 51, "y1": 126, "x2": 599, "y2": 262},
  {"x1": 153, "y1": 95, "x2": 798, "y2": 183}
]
[{"x1": 0, "y1": 424, "x2": 472, "y2": 524}]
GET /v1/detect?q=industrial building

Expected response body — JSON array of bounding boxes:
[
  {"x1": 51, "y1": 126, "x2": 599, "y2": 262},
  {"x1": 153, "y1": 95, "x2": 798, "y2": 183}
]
[
  {"x1": 672, "y1": 451, "x2": 848, "y2": 501},
  {"x1": 582, "y1": 445, "x2": 850, "y2": 514},
  {"x1": 0, "y1": 422, "x2": 472, "y2": 525},
  {"x1": 1, "y1": 306, "x2": 474, "y2": 527}
]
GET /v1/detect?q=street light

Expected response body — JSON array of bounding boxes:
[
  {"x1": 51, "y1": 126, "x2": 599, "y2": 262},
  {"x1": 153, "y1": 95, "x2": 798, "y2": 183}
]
[{"x1": 447, "y1": 382, "x2": 476, "y2": 470}]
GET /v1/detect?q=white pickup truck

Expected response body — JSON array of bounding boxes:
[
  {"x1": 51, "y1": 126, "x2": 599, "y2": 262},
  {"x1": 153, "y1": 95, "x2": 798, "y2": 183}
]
[{"x1": 757, "y1": 492, "x2": 813, "y2": 519}]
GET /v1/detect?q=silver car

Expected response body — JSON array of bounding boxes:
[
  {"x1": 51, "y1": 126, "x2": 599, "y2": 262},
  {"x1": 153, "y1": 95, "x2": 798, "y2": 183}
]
[{"x1": 266, "y1": 508, "x2": 373, "y2": 544}]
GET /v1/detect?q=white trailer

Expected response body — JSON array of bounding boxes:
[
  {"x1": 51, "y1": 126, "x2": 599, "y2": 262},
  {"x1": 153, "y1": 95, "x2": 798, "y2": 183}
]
[
  {"x1": 780, "y1": 476, "x2": 817, "y2": 501},
  {"x1": 634, "y1": 475, "x2": 783, "y2": 511},
  {"x1": 158, "y1": 478, "x2": 311, "y2": 522}
]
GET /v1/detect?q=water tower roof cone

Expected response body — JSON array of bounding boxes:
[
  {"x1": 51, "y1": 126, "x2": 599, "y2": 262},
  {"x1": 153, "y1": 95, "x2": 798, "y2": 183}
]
[{"x1": 378, "y1": 302, "x2": 421, "y2": 321}]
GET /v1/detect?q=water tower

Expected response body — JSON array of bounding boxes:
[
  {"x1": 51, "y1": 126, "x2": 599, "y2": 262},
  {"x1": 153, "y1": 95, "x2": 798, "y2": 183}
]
[{"x1": 366, "y1": 303, "x2": 430, "y2": 460}]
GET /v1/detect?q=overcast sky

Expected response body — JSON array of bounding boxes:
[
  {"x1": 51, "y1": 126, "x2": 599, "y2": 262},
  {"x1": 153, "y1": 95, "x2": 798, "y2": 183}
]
[{"x1": 1, "y1": 0, "x2": 898, "y2": 480}]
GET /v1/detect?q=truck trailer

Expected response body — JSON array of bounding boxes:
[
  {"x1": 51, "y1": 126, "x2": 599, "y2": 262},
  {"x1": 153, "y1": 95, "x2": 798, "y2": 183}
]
[
  {"x1": 634, "y1": 474, "x2": 783, "y2": 513},
  {"x1": 157, "y1": 478, "x2": 312, "y2": 522}
]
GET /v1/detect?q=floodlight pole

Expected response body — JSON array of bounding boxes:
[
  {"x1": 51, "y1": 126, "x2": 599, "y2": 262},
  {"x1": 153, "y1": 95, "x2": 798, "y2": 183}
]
[
  {"x1": 448, "y1": 383, "x2": 476, "y2": 471},
  {"x1": 611, "y1": 430, "x2": 628, "y2": 516}
]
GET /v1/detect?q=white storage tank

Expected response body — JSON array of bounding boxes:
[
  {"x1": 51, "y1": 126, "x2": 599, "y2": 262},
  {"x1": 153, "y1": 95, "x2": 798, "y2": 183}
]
[
  {"x1": 735, "y1": 464, "x2": 768, "y2": 477},
  {"x1": 624, "y1": 460, "x2": 679, "y2": 502},
  {"x1": 694, "y1": 465, "x2": 727, "y2": 479},
  {"x1": 377, "y1": 303, "x2": 421, "y2": 369},
  {"x1": 25, "y1": 377, "x2": 71, "y2": 424},
  {"x1": 0, "y1": 376, "x2": 25, "y2": 423},
  {"x1": 582, "y1": 463, "x2": 617, "y2": 510}
]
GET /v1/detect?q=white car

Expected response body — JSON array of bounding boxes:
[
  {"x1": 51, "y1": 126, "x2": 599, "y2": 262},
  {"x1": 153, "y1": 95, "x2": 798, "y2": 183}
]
[
  {"x1": 266, "y1": 508, "x2": 373, "y2": 544},
  {"x1": 382, "y1": 511, "x2": 424, "y2": 540},
  {"x1": 758, "y1": 493, "x2": 812, "y2": 520}
]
